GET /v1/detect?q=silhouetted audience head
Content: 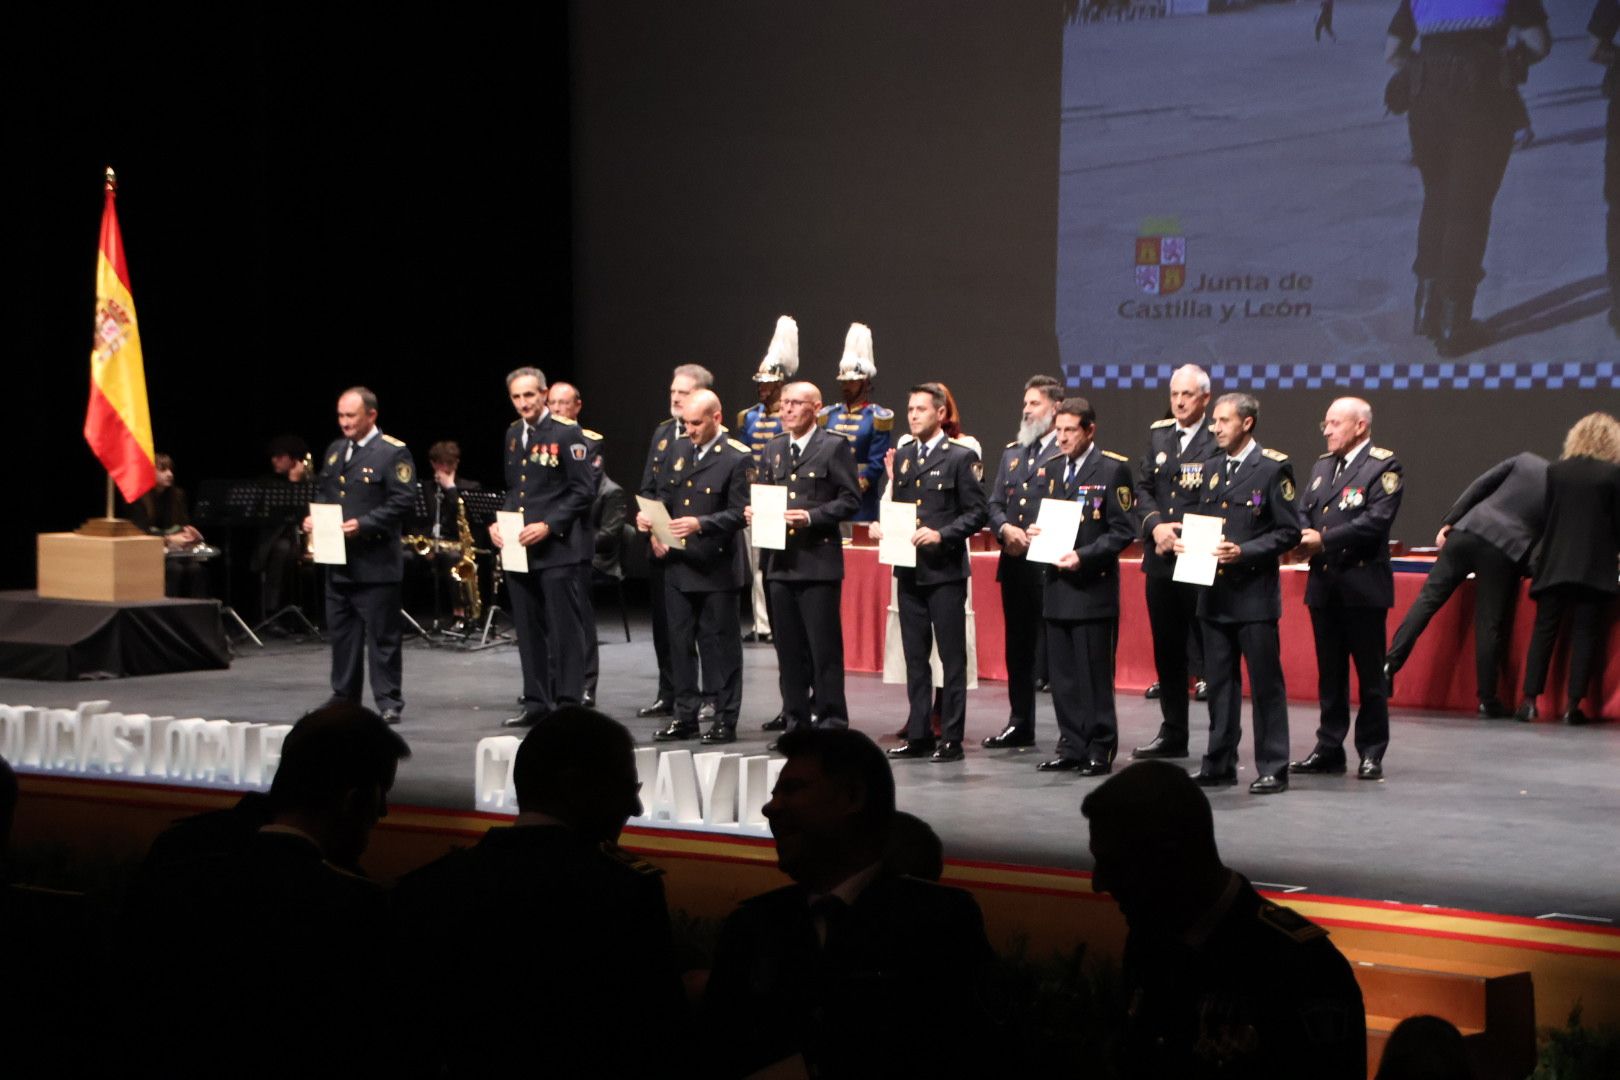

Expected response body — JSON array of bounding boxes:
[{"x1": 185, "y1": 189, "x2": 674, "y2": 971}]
[
  {"x1": 765, "y1": 728, "x2": 895, "y2": 890},
  {"x1": 513, "y1": 706, "x2": 642, "y2": 844},
  {"x1": 1081, "y1": 760, "x2": 1223, "y2": 932},
  {"x1": 270, "y1": 704, "x2": 410, "y2": 867},
  {"x1": 1375, "y1": 1015, "x2": 1474, "y2": 1080},
  {"x1": 0, "y1": 755, "x2": 16, "y2": 857},
  {"x1": 884, "y1": 810, "x2": 944, "y2": 882}
]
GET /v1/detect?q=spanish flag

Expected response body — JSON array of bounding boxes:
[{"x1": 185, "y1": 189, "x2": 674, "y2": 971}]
[{"x1": 84, "y1": 168, "x2": 156, "y2": 503}]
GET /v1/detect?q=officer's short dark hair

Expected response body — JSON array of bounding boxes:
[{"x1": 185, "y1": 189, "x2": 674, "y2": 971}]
[
  {"x1": 1024, "y1": 375, "x2": 1064, "y2": 405},
  {"x1": 1056, "y1": 396, "x2": 1096, "y2": 427},
  {"x1": 775, "y1": 727, "x2": 896, "y2": 832},
  {"x1": 270, "y1": 704, "x2": 411, "y2": 814},
  {"x1": 908, "y1": 383, "x2": 947, "y2": 411},
  {"x1": 0, "y1": 754, "x2": 17, "y2": 851},
  {"x1": 267, "y1": 434, "x2": 309, "y2": 460},
  {"x1": 342, "y1": 386, "x2": 379, "y2": 413},
  {"x1": 427, "y1": 441, "x2": 461, "y2": 467},
  {"x1": 1215, "y1": 392, "x2": 1260, "y2": 429},
  {"x1": 513, "y1": 707, "x2": 635, "y2": 811},
  {"x1": 1081, "y1": 761, "x2": 1218, "y2": 864}
]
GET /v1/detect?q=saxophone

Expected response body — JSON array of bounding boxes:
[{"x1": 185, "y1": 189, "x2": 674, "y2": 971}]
[
  {"x1": 299, "y1": 453, "x2": 318, "y2": 562},
  {"x1": 449, "y1": 495, "x2": 482, "y2": 623}
]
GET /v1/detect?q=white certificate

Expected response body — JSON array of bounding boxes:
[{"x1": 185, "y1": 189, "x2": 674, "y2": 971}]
[
  {"x1": 496, "y1": 511, "x2": 529, "y2": 573},
  {"x1": 1173, "y1": 512, "x2": 1223, "y2": 587},
  {"x1": 751, "y1": 484, "x2": 788, "y2": 550},
  {"x1": 309, "y1": 503, "x2": 347, "y2": 565},
  {"x1": 1026, "y1": 498, "x2": 1084, "y2": 565},
  {"x1": 635, "y1": 495, "x2": 686, "y2": 550},
  {"x1": 878, "y1": 501, "x2": 918, "y2": 568}
]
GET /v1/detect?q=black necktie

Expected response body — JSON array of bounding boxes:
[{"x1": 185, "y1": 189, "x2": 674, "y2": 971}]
[
  {"x1": 1065, "y1": 458, "x2": 1078, "y2": 492},
  {"x1": 1332, "y1": 455, "x2": 1346, "y2": 483},
  {"x1": 790, "y1": 442, "x2": 801, "y2": 470},
  {"x1": 346, "y1": 439, "x2": 359, "y2": 462},
  {"x1": 521, "y1": 425, "x2": 531, "y2": 450},
  {"x1": 916, "y1": 442, "x2": 927, "y2": 470},
  {"x1": 1225, "y1": 458, "x2": 1238, "y2": 481}
]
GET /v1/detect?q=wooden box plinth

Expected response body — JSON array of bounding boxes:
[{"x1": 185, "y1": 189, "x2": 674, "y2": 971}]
[{"x1": 37, "y1": 532, "x2": 166, "y2": 602}]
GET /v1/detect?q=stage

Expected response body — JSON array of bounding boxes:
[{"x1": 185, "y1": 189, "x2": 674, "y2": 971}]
[{"x1": 3, "y1": 613, "x2": 1616, "y2": 928}]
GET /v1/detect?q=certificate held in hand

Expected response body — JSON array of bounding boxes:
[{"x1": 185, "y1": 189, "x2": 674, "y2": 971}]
[
  {"x1": 877, "y1": 501, "x2": 917, "y2": 568},
  {"x1": 309, "y1": 503, "x2": 347, "y2": 565},
  {"x1": 1173, "y1": 513, "x2": 1223, "y2": 587},
  {"x1": 496, "y1": 511, "x2": 529, "y2": 573},
  {"x1": 1025, "y1": 498, "x2": 1084, "y2": 565},
  {"x1": 750, "y1": 484, "x2": 788, "y2": 550},
  {"x1": 635, "y1": 496, "x2": 686, "y2": 550}
]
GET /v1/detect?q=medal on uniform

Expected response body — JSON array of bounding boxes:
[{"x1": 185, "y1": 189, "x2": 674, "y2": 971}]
[
  {"x1": 1180, "y1": 462, "x2": 1203, "y2": 489},
  {"x1": 1339, "y1": 486, "x2": 1364, "y2": 511},
  {"x1": 674, "y1": 457, "x2": 685, "y2": 472},
  {"x1": 901, "y1": 458, "x2": 911, "y2": 474},
  {"x1": 1155, "y1": 451, "x2": 1167, "y2": 466},
  {"x1": 657, "y1": 438, "x2": 668, "y2": 451},
  {"x1": 1249, "y1": 490, "x2": 1264, "y2": 512}
]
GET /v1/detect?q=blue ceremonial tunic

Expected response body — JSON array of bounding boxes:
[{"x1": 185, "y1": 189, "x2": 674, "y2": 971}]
[{"x1": 816, "y1": 400, "x2": 894, "y2": 522}]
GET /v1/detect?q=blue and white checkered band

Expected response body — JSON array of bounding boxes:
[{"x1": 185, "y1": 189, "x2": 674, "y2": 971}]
[
  {"x1": 1411, "y1": 0, "x2": 1507, "y2": 32},
  {"x1": 1064, "y1": 361, "x2": 1619, "y2": 392}
]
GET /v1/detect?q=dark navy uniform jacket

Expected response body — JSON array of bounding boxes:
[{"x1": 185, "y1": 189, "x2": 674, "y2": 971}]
[
  {"x1": 888, "y1": 434, "x2": 989, "y2": 586},
  {"x1": 1136, "y1": 418, "x2": 1222, "y2": 580},
  {"x1": 818, "y1": 400, "x2": 894, "y2": 521},
  {"x1": 1300, "y1": 445, "x2": 1404, "y2": 609},
  {"x1": 316, "y1": 432, "x2": 418, "y2": 584},
  {"x1": 987, "y1": 435, "x2": 1067, "y2": 582},
  {"x1": 640, "y1": 416, "x2": 682, "y2": 499},
  {"x1": 755, "y1": 427, "x2": 860, "y2": 582},
  {"x1": 652, "y1": 435, "x2": 752, "y2": 592},
  {"x1": 502, "y1": 412, "x2": 595, "y2": 570},
  {"x1": 1041, "y1": 448, "x2": 1138, "y2": 622},
  {"x1": 1193, "y1": 445, "x2": 1302, "y2": 624}
]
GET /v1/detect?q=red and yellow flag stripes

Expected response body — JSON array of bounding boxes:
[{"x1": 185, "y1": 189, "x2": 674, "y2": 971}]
[{"x1": 84, "y1": 169, "x2": 156, "y2": 503}]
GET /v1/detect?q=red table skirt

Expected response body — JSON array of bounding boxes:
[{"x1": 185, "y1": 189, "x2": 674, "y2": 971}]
[{"x1": 840, "y1": 547, "x2": 1620, "y2": 718}]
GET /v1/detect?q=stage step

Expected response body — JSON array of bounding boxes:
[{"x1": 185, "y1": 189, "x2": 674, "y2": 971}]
[{"x1": 1347, "y1": 949, "x2": 1534, "y2": 1080}]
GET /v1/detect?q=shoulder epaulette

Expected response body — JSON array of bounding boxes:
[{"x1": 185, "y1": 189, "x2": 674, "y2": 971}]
[
  {"x1": 552, "y1": 415, "x2": 578, "y2": 426},
  {"x1": 600, "y1": 842, "x2": 665, "y2": 877},
  {"x1": 582, "y1": 428, "x2": 603, "y2": 441},
  {"x1": 380, "y1": 434, "x2": 406, "y2": 447},
  {"x1": 735, "y1": 409, "x2": 751, "y2": 429},
  {"x1": 895, "y1": 433, "x2": 916, "y2": 448},
  {"x1": 726, "y1": 438, "x2": 752, "y2": 454},
  {"x1": 1318, "y1": 451, "x2": 1334, "y2": 459},
  {"x1": 1368, "y1": 446, "x2": 1394, "y2": 460},
  {"x1": 1261, "y1": 448, "x2": 1289, "y2": 462},
  {"x1": 1150, "y1": 418, "x2": 1176, "y2": 429},
  {"x1": 873, "y1": 407, "x2": 894, "y2": 432},
  {"x1": 1005, "y1": 440, "x2": 1020, "y2": 449},
  {"x1": 1256, "y1": 901, "x2": 1327, "y2": 944},
  {"x1": 873, "y1": 405, "x2": 894, "y2": 418},
  {"x1": 817, "y1": 404, "x2": 836, "y2": 416},
  {"x1": 1101, "y1": 449, "x2": 1129, "y2": 462}
]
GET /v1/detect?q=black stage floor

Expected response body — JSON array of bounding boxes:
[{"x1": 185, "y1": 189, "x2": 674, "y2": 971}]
[{"x1": 4, "y1": 611, "x2": 1617, "y2": 924}]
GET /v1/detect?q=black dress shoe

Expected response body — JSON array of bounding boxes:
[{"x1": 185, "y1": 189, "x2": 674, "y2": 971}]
[
  {"x1": 1131, "y1": 735, "x2": 1188, "y2": 760},
  {"x1": 1563, "y1": 707, "x2": 1591, "y2": 726},
  {"x1": 653, "y1": 721, "x2": 698, "y2": 741},
  {"x1": 931, "y1": 740, "x2": 965, "y2": 763},
  {"x1": 1034, "y1": 677, "x2": 1051, "y2": 693},
  {"x1": 888, "y1": 739, "x2": 936, "y2": 759},
  {"x1": 762, "y1": 713, "x2": 787, "y2": 732},
  {"x1": 636, "y1": 698, "x2": 673, "y2": 718},
  {"x1": 766, "y1": 738, "x2": 781, "y2": 752},
  {"x1": 701, "y1": 724, "x2": 737, "y2": 744},
  {"x1": 1078, "y1": 757, "x2": 1113, "y2": 777},
  {"x1": 580, "y1": 692, "x2": 595, "y2": 708},
  {"x1": 1192, "y1": 769, "x2": 1237, "y2": 787},
  {"x1": 503, "y1": 711, "x2": 543, "y2": 729},
  {"x1": 1143, "y1": 682, "x2": 1161, "y2": 700},
  {"x1": 1514, "y1": 701, "x2": 1538, "y2": 723},
  {"x1": 1194, "y1": 680, "x2": 1209, "y2": 702},
  {"x1": 1477, "y1": 699, "x2": 1510, "y2": 719},
  {"x1": 1037, "y1": 757, "x2": 1084, "y2": 772},
  {"x1": 381, "y1": 710, "x2": 402, "y2": 726},
  {"x1": 1382, "y1": 660, "x2": 1396, "y2": 698},
  {"x1": 1249, "y1": 774, "x2": 1288, "y2": 795},
  {"x1": 983, "y1": 725, "x2": 1034, "y2": 749},
  {"x1": 1357, "y1": 758, "x2": 1384, "y2": 780},
  {"x1": 1289, "y1": 750, "x2": 1347, "y2": 775}
]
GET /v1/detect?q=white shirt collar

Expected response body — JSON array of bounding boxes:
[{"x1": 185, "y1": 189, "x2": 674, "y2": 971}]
[
  {"x1": 1339, "y1": 437, "x2": 1370, "y2": 468},
  {"x1": 1063, "y1": 443, "x2": 1096, "y2": 474},
  {"x1": 1038, "y1": 430, "x2": 1058, "y2": 454},
  {"x1": 920, "y1": 430, "x2": 947, "y2": 456},
  {"x1": 353, "y1": 427, "x2": 381, "y2": 448},
  {"x1": 1227, "y1": 438, "x2": 1258, "y2": 466},
  {"x1": 1176, "y1": 417, "x2": 1203, "y2": 442},
  {"x1": 696, "y1": 430, "x2": 725, "y2": 459},
  {"x1": 791, "y1": 428, "x2": 814, "y2": 455}
]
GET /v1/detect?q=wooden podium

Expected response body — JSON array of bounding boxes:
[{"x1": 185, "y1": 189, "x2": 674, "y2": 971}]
[{"x1": 37, "y1": 531, "x2": 166, "y2": 602}]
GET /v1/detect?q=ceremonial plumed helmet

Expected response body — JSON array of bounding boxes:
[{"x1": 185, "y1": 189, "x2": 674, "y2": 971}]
[
  {"x1": 836, "y1": 322, "x2": 877, "y2": 382},
  {"x1": 753, "y1": 315, "x2": 800, "y2": 383}
]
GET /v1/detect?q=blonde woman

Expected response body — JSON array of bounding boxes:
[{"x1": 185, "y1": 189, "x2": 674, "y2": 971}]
[{"x1": 1517, "y1": 413, "x2": 1620, "y2": 725}]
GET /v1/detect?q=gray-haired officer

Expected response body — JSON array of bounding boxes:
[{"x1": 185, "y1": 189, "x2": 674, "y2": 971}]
[
  {"x1": 491, "y1": 367, "x2": 596, "y2": 729},
  {"x1": 1291, "y1": 399, "x2": 1403, "y2": 781},
  {"x1": 304, "y1": 386, "x2": 417, "y2": 725}
]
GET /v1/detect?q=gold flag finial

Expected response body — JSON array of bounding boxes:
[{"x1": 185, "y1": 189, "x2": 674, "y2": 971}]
[{"x1": 104, "y1": 166, "x2": 117, "y2": 192}]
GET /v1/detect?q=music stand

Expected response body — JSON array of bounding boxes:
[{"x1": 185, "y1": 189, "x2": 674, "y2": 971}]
[
  {"x1": 242, "y1": 478, "x2": 323, "y2": 639},
  {"x1": 458, "y1": 488, "x2": 516, "y2": 650},
  {"x1": 193, "y1": 478, "x2": 288, "y2": 648}
]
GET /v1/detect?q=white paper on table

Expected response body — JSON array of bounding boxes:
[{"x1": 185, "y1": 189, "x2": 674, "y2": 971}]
[
  {"x1": 496, "y1": 511, "x2": 529, "y2": 573},
  {"x1": 309, "y1": 503, "x2": 347, "y2": 565},
  {"x1": 1172, "y1": 512, "x2": 1223, "y2": 586},
  {"x1": 1025, "y1": 498, "x2": 1085, "y2": 565},
  {"x1": 877, "y1": 501, "x2": 918, "y2": 568},
  {"x1": 635, "y1": 495, "x2": 686, "y2": 550},
  {"x1": 750, "y1": 484, "x2": 788, "y2": 550}
]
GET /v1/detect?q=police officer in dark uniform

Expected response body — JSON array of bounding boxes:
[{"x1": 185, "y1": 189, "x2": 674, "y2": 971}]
[
  {"x1": 1291, "y1": 399, "x2": 1404, "y2": 782},
  {"x1": 1083, "y1": 762, "x2": 1367, "y2": 1080},
  {"x1": 1134, "y1": 364, "x2": 1220, "y2": 760},
  {"x1": 636, "y1": 364, "x2": 714, "y2": 719},
  {"x1": 1388, "y1": 0, "x2": 1550, "y2": 353},
  {"x1": 1176, "y1": 393, "x2": 1301, "y2": 795},
  {"x1": 490, "y1": 367, "x2": 596, "y2": 729},
  {"x1": 749, "y1": 381, "x2": 861, "y2": 735},
  {"x1": 738, "y1": 316, "x2": 798, "y2": 643},
  {"x1": 1033, "y1": 398, "x2": 1136, "y2": 775},
  {"x1": 886, "y1": 383, "x2": 989, "y2": 764},
  {"x1": 816, "y1": 321, "x2": 893, "y2": 523},
  {"x1": 637, "y1": 388, "x2": 752, "y2": 744},
  {"x1": 547, "y1": 381, "x2": 607, "y2": 707},
  {"x1": 983, "y1": 375, "x2": 1065, "y2": 750},
  {"x1": 1593, "y1": 0, "x2": 1620, "y2": 333},
  {"x1": 304, "y1": 387, "x2": 417, "y2": 725}
]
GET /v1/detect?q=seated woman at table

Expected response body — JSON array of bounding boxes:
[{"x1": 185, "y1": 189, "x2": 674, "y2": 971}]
[
  {"x1": 124, "y1": 453, "x2": 210, "y2": 599},
  {"x1": 1517, "y1": 414, "x2": 1620, "y2": 725}
]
